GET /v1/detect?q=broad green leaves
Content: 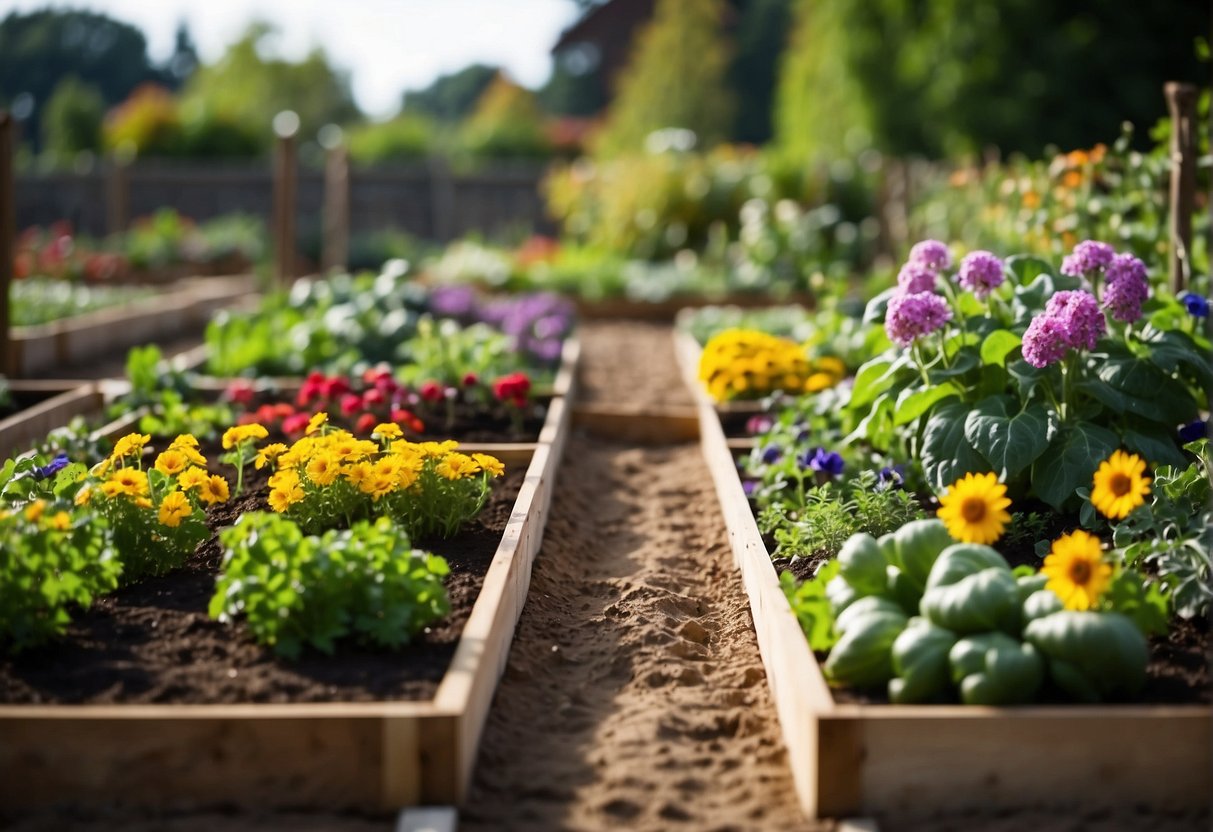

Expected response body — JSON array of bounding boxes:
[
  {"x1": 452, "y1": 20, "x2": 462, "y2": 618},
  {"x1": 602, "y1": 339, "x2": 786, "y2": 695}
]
[
  {"x1": 964, "y1": 398, "x2": 1055, "y2": 481},
  {"x1": 921, "y1": 401, "x2": 989, "y2": 490},
  {"x1": 1031, "y1": 423, "x2": 1119, "y2": 511}
]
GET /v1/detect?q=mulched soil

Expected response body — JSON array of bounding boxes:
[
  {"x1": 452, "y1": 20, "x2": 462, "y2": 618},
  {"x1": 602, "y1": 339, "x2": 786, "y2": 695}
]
[{"x1": 0, "y1": 468, "x2": 525, "y2": 705}]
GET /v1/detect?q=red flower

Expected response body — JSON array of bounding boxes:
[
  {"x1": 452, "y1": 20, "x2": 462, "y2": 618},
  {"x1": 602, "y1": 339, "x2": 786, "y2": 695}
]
[
  {"x1": 362, "y1": 387, "x2": 386, "y2": 407},
  {"x1": 320, "y1": 376, "x2": 350, "y2": 400},
  {"x1": 462, "y1": 372, "x2": 479, "y2": 387},
  {"x1": 340, "y1": 393, "x2": 362, "y2": 416},
  {"x1": 225, "y1": 380, "x2": 256, "y2": 406},
  {"x1": 355, "y1": 412, "x2": 377, "y2": 435},
  {"x1": 282, "y1": 413, "x2": 311, "y2": 435},
  {"x1": 420, "y1": 381, "x2": 444, "y2": 403},
  {"x1": 492, "y1": 373, "x2": 531, "y2": 407},
  {"x1": 392, "y1": 408, "x2": 425, "y2": 435}
]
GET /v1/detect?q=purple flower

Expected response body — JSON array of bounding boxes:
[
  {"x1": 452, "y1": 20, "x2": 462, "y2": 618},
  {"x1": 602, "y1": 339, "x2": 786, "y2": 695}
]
[
  {"x1": 746, "y1": 415, "x2": 774, "y2": 436},
  {"x1": 794, "y1": 424, "x2": 811, "y2": 444},
  {"x1": 1183, "y1": 293, "x2": 1210, "y2": 319},
  {"x1": 957, "y1": 251, "x2": 1005, "y2": 298},
  {"x1": 885, "y1": 291, "x2": 953, "y2": 348},
  {"x1": 742, "y1": 480, "x2": 759, "y2": 498},
  {"x1": 32, "y1": 453, "x2": 69, "y2": 480},
  {"x1": 909, "y1": 240, "x2": 952, "y2": 272},
  {"x1": 1046, "y1": 290, "x2": 1106, "y2": 350},
  {"x1": 807, "y1": 447, "x2": 845, "y2": 477},
  {"x1": 1179, "y1": 419, "x2": 1208, "y2": 444},
  {"x1": 1101, "y1": 254, "x2": 1149, "y2": 323},
  {"x1": 877, "y1": 464, "x2": 905, "y2": 490},
  {"x1": 897, "y1": 263, "x2": 938, "y2": 294},
  {"x1": 428, "y1": 285, "x2": 479, "y2": 319},
  {"x1": 1060, "y1": 240, "x2": 1115, "y2": 279},
  {"x1": 761, "y1": 444, "x2": 783, "y2": 465},
  {"x1": 1021, "y1": 315, "x2": 1069, "y2": 368}
]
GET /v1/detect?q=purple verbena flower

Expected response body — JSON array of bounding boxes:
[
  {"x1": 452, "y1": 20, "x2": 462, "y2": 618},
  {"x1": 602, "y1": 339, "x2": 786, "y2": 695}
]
[
  {"x1": 32, "y1": 453, "x2": 70, "y2": 480},
  {"x1": 908, "y1": 240, "x2": 952, "y2": 272},
  {"x1": 897, "y1": 262, "x2": 937, "y2": 294},
  {"x1": 884, "y1": 291, "x2": 953, "y2": 348},
  {"x1": 807, "y1": 447, "x2": 845, "y2": 478},
  {"x1": 1060, "y1": 240, "x2": 1115, "y2": 279},
  {"x1": 1021, "y1": 315, "x2": 1069, "y2": 368},
  {"x1": 1046, "y1": 290, "x2": 1106, "y2": 350},
  {"x1": 1101, "y1": 253, "x2": 1149, "y2": 323},
  {"x1": 1182, "y1": 293, "x2": 1210, "y2": 319},
  {"x1": 956, "y1": 251, "x2": 1005, "y2": 298}
]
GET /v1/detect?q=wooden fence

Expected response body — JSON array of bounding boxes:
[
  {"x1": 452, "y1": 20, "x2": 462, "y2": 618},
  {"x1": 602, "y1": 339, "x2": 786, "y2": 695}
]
[{"x1": 14, "y1": 160, "x2": 552, "y2": 242}]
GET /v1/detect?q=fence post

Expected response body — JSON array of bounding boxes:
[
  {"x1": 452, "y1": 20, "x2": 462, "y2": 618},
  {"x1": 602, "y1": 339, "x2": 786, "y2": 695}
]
[
  {"x1": 0, "y1": 112, "x2": 13, "y2": 376},
  {"x1": 320, "y1": 126, "x2": 350, "y2": 272},
  {"x1": 428, "y1": 155, "x2": 456, "y2": 242},
  {"x1": 1165, "y1": 82, "x2": 1197, "y2": 294},
  {"x1": 273, "y1": 111, "x2": 300, "y2": 286},
  {"x1": 105, "y1": 155, "x2": 129, "y2": 236}
]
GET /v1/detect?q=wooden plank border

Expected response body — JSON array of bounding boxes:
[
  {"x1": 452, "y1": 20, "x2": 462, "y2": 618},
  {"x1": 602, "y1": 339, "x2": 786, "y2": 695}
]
[
  {"x1": 693, "y1": 374, "x2": 1213, "y2": 819},
  {"x1": 0, "y1": 383, "x2": 102, "y2": 459}
]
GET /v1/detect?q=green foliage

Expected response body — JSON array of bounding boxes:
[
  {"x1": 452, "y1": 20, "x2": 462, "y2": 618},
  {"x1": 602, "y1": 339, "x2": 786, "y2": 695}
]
[
  {"x1": 920, "y1": 545, "x2": 1020, "y2": 635},
  {"x1": 211, "y1": 513, "x2": 450, "y2": 659},
  {"x1": 11, "y1": 279, "x2": 155, "y2": 326},
  {"x1": 594, "y1": 0, "x2": 734, "y2": 157},
  {"x1": 347, "y1": 114, "x2": 436, "y2": 164},
  {"x1": 1023, "y1": 611, "x2": 1149, "y2": 702},
  {"x1": 41, "y1": 75, "x2": 104, "y2": 159},
  {"x1": 459, "y1": 75, "x2": 551, "y2": 162},
  {"x1": 779, "y1": 559, "x2": 840, "y2": 651},
  {"x1": 402, "y1": 63, "x2": 498, "y2": 122},
  {"x1": 948, "y1": 631, "x2": 1043, "y2": 705},
  {"x1": 888, "y1": 617, "x2": 956, "y2": 703}
]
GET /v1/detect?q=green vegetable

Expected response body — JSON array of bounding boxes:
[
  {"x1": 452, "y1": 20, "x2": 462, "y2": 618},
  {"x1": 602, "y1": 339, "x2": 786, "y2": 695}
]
[
  {"x1": 1023, "y1": 611, "x2": 1148, "y2": 702},
  {"x1": 885, "y1": 565, "x2": 921, "y2": 615},
  {"x1": 921, "y1": 544, "x2": 1020, "y2": 634},
  {"x1": 887, "y1": 519, "x2": 954, "y2": 591},
  {"x1": 826, "y1": 573, "x2": 860, "y2": 616},
  {"x1": 948, "y1": 632, "x2": 1044, "y2": 705},
  {"x1": 823, "y1": 607, "x2": 908, "y2": 688},
  {"x1": 837, "y1": 533, "x2": 888, "y2": 596},
  {"x1": 835, "y1": 595, "x2": 905, "y2": 636},
  {"x1": 888, "y1": 617, "x2": 958, "y2": 703},
  {"x1": 1022, "y1": 589, "x2": 1063, "y2": 623},
  {"x1": 779, "y1": 560, "x2": 840, "y2": 652}
]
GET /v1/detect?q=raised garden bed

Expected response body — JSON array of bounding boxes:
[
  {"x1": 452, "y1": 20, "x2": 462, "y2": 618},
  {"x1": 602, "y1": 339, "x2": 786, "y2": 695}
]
[
  {"x1": 577, "y1": 291, "x2": 815, "y2": 322},
  {"x1": 7, "y1": 275, "x2": 256, "y2": 378},
  {"x1": 679, "y1": 321, "x2": 1212, "y2": 818},
  {"x1": 0, "y1": 381, "x2": 103, "y2": 460},
  {"x1": 0, "y1": 387, "x2": 572, "y2": 811}
]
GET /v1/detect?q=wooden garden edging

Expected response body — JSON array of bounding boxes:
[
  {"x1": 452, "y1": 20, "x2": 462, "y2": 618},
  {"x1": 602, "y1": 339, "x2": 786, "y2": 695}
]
[
  {"x1": 0, "y1": 381, "x2": 103, "y2": 460},
  {"x1": 576, "y1": 291, "x2": 815, "y2": 322},
  {"x1": 675, "y1": 328, "x2": 1212, "y2": 819},
  {"x1": 8, "y1": 275, "x2": 256, "y2": 378},
  {"x1": 0, "y1": 355, "x2": 576, "y2": 811}
]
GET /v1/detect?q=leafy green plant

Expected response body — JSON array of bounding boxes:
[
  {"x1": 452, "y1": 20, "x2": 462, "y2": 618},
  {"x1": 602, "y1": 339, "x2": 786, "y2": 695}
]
[{"x1": 211, "y1": 513, "x2": 451, "y2": 658}]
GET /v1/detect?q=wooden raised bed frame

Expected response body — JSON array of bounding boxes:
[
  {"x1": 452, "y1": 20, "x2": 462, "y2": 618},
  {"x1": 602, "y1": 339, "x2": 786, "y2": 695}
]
[
  {"x1": 0, "y1": 381, "x2": 103, "y2": 460},
  {"x1": 0, "y1": 346, "x2": 577, "y2": 812},
  {"x1": 674, "y1": 326, "x2": 1212, "y2": 819}
]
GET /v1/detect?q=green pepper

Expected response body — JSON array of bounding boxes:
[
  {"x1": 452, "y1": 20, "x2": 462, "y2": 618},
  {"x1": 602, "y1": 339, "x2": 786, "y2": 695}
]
[
  {"x1": 826, "y1": 574, "x2": 860, "y2": 617},
  {"x1": 835, "y1": 595, "x2": 906, "y2": 636},
  {"x1": 885, "y1": 565, "x2": 922, "y2": 616},
  {"x1": 920, "y1": 544, "x2": 1020, "y2": 634},
  {"x1": 1023, "y1": 611, "x2": 1148, "y2": 702},
  {"x1": 887, "y1": 519, "x2": 954, "y2": 592},
  {"x1": 1022, "y1": 588, "x2": 1063, "y2": 624},
  {"x1": 837, "y1": 533, "x2": 888, "y2": 596},
  {"x1": 948, "y1": 632, "x2": 1044, "y2": 705},
  {"x1": 888, "y1": 617, "x2": 958, "y2": 703},
  {"x1": 823, "y1": 608, "x2": 908, "y2": 689}
]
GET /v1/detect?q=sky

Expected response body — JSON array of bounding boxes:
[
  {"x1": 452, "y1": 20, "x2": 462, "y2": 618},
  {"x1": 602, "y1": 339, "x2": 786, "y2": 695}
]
[{"x1": 0, "y1": 0, "x2": 581, "y2": 118}]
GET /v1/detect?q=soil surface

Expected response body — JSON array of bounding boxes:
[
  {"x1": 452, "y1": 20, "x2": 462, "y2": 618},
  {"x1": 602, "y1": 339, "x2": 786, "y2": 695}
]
[{"x1": 577, "y1": 320, "x2": 696, "y2": 409}]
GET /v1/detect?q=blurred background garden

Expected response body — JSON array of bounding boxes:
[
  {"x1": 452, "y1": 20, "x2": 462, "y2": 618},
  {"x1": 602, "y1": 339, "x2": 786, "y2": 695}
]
[{"x1": 1, "y1": 0, "x2": 1208, "y2": 295}]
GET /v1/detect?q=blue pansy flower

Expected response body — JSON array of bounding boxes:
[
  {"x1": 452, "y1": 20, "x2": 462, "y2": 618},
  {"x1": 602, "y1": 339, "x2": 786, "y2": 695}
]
[
  {"x1": 807, "y1": 447, "x2": 844, "y2": 477},
  {"x1": 32, "y1": 453, "x2": 70, "y2": 481},
  {"x1": 877, "y1": 464, "x2": 906, "y2": 490},
  {"x1": 1179, "y1": 419, "x2": 1208, "y2": 444},
  {"x1": 1182, "y1": 293, "x2": 1209, "y2": 318},
  {"x1": 761, "y1": 444, "x2": 783, "y2": 465}
]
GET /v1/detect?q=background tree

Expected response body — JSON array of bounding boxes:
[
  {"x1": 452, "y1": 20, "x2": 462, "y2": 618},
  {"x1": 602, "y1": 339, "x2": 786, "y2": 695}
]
[
  {"x1": 593, "y1": 0, "x2": 734, "y2": 157},
  {"x1": 728, "y1": 0, "x2": 791, "y2": 145},
  {"x1": 402, "y1": 64, "x2": 499, "y2": 122},
  {"x1": 459, "y1": 74, "x2": 551, "y2": 161},
  {"x1": 41, "y1": 75, "x2": 104, "y2": 159},
  {"x1": 0, "y1": 9, "x2": 165, "y2": 150}
]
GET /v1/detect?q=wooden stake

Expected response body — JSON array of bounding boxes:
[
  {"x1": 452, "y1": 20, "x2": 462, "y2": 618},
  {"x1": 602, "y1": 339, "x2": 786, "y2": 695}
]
[
  {"x1": 1165, "y1": 82, "x2": 1197, "y2": 294},
  {"x1": 272, "y1": 111, "x2": 300, "y2": 286},
  {"x1": 0, "y1": 111, "x2": 13, "y2": 377},
  {"x1": 105, "y1": 156, "x2": 129, "y2": 237},
  {"x1": 322, "y1": 138, "x2": 350, "y2": 273}
]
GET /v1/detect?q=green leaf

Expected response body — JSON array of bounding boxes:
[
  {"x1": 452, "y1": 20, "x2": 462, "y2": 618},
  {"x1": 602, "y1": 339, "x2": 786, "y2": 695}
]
[
  {"x1": 980, "y1": 330, "x2": 1023, "y2": 368},
  {"x1": 850, "y1": 355, "x2": 910, "y2": 410},
  {"x1": 921, "y1": 401, "x2": 990, "y2": 492},
  {"x1": 893, "y1": 383, "x2": 960, "y2": 427},
  {"x1": 965, "y1": 399, "x2": 1055, "y2": 480},
  {"x1": 1095, "y1": 352, "x2": 1199, "y2": 425},
  {"x1": 1030, "y1": 423, "x2": 1119, "y2": 511},
  {"x1": 1119, "y1": 426, "x2": 1189, "y2": 470}
]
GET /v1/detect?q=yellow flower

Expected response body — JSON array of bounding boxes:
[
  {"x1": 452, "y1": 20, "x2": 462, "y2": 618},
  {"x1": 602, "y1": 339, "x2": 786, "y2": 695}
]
[
  {"x1": 154, "y1": 450, "x2": 189, "y2": 477},
  {"x1": 169, "y1": 435, "x2": 207, "y2": 466},
  {"x1": 329, "y1": 436, "x2": 375, "y2": 463},
  {"x1": 472, "y1": 453, "x2": 505, "y2": 477},
  {"x1": 305, "y1": 453, "x2": 341, "y2": 486},
  {"x1": 107, "y1": 468, "x2": 149, "y2": 499},
  {"x1": 222, "y1": 423, "x2": 269, "y2": 450},
  {"x1": 1042, "y1": 530, "x2": 1112, "y2": 611},
  {"x1": 815, "y1": 356, "x2": 847, "y2": 379},
  {"x1": 373, "y1": 423, "x2": 403, "y2": 440},
  {"x1": 436, "y1": 452, "x2": 481, "y2": 480},
  {"x1": 936, "y1": 472, "x2": 1012, "y2": 545},
  {"x1": 255, "y1": 443, "x2": 289, "y2": 470},
  {"x1": 100, "y1": 481, "x2": 123, "y2": 499},
  {"x1": 269, "y1": 468, "x2": 301, "y2": 492},
  {"x1": 804, "y1": 372, "x2": 838, "y2": 393},
  {"x1": 199, "y1": 475, "x2": 230, "y2": 505},
  {"x1": 157, "y1": 491, "x2": 192, "y2": 528},
  {"x1": 1090, "y1": 450, "x2": 1151, "y2": 521},
  {"x1": 343, "y1": 461, "x2": 373, "y2": 488},
  {"x1": 306, "y1": 412, "x2": 329, "y2": 435},
  {"x1": 46, "y1": 511, "x2": 71, "y2": 531},
  {"x1": 111, "y1": 433, "x2": 151, "y2": 460},
  {"x1": 268, "y1": 485, "x2": 301, "y2": 512},
  {"x1": 360, "y1": 475, "x2": 397, "y2": 501},
  {"x1": 75, "y1": 486, "x2": 92, "y2": 506},
  {"x1": 24, "y1": 500, "x2": 46, "y2": 522},
  {"x1": 178, "y1": 467, "x2": 209, "y2": 492},
  {"x1": 419, "y1": 440, "x2": 459, "y2": 459},
  {"x1": 134, "y1": 497, "x2": 153, "y2": 510}
]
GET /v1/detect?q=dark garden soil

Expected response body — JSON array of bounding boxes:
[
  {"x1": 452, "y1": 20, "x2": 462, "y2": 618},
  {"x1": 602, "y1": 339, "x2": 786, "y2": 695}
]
[{"x1": 0, "y1": 468, "x2": 525, "y2": 705}]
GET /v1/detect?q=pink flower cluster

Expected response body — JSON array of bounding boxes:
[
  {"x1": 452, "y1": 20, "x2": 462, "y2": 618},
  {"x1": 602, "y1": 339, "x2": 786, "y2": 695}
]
[
  {"x1": 909, "y1": 239, "x2": 953, "y2": 272},
  {"x1": 1060, "y1": 240, "x2": 1115, "y2": 279},
  {"x1": 885, "y1": 291, "x2": 953, "y2": 348},
  {"x1": 1101, "y1": 253, "x2": 1149, "y2": 323},
  {"x1": 1021, "y1": 290, "x2": 1106, "y2": 368},
  {"x1": 897, "y1": 263, "x2": 938, "y2": 294},
  {"x1": 957, "y1": 250, "x2": 1005, "y2": 298}
]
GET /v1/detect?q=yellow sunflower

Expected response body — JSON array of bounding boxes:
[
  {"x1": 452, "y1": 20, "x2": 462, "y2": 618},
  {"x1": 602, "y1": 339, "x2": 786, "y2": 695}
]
[
  {"x1": 1042, "y1": 530, "x2": 1112, "y2": 611},
  {"x1": 46, "y1": 511, "x2": 72, "y2": 532},
  {"x1": 1090, "y1": 450, "x2": 1151, "y2": 520},
  {"x1": 24, "y1": 500, "x2": 46, "y2": 522},
  {"x1": 169, "y1": 435, "x2": 207, "y2": 466},
  {"x1": 373, "y1": 423, "x2": 403, "y2": 440},
  {"x1": 936, "y1": 472, "x2": 1012, "y2": 545},
  {"x1": 157, "y1": 491, "x2": 192, "y2": 528}
]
